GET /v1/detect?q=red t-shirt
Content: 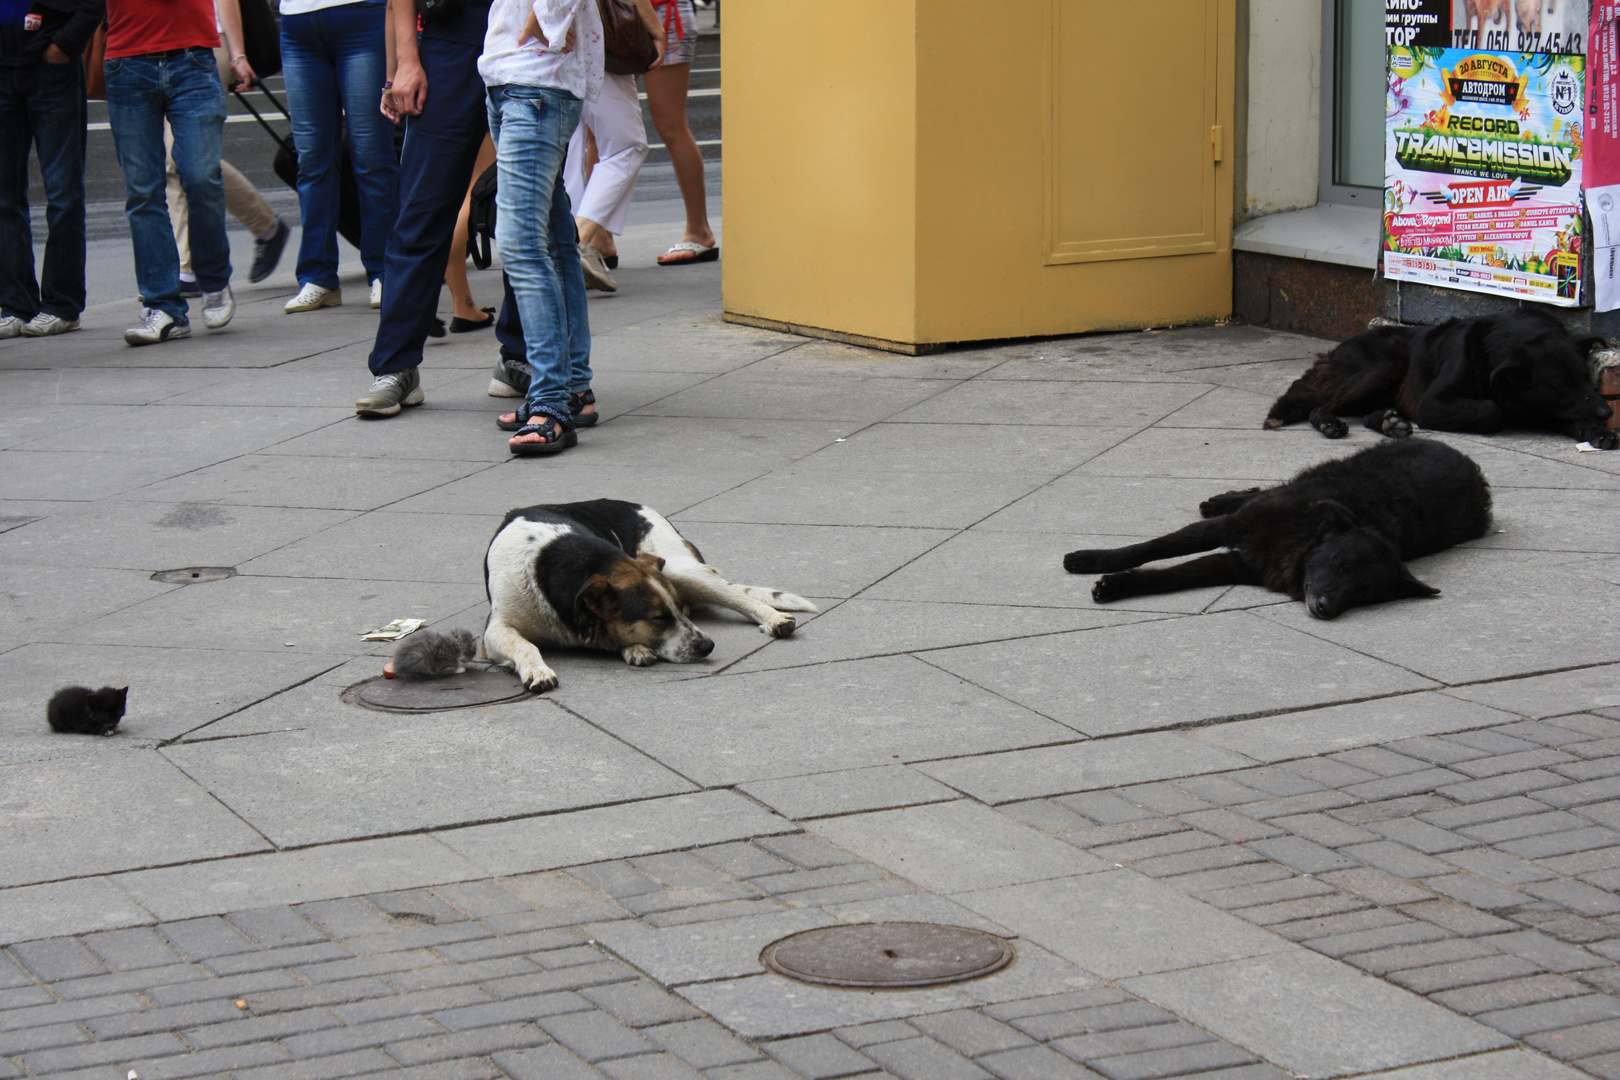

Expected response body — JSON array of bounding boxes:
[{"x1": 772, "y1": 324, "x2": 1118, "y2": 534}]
[{"x1": 105, "y1": 0, "x2": 219, "y2": 60}]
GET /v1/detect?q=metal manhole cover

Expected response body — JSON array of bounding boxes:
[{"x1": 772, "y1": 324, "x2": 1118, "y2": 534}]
[
  {"x1": 352, "y1": 669, "x2": 533, "y2": 713},
  {"x1": 761, "y1": 922, "x2": 1014, "y2": 989},
  {"x1": 151, "y1": 566, "x2": 237, "y2": 584}
]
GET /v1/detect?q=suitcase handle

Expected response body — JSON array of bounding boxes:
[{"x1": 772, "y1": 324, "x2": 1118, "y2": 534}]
[{"x1": 232, "y1": 78, "x2": 293, "y2": 144}]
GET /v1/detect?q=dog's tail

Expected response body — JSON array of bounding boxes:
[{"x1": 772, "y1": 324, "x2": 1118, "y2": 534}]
[{"x1": 739, "y1": 586, "x2": 819, "y2": 613}]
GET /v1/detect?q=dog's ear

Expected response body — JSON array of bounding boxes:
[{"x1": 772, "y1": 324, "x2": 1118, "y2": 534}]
[
  {"x1": 637, "y1": 553, "x2": 666, "y2": 573},
  {"x1": 1398, "y1": 567, "x2": 1441, "y2": 598},
  {"x1": 1489, "y1": 356, "x2": 1531, "y2": 391},
  {"x1": 1312, "y1": 500, "x2": 1361, "y2": 535},
  {"x1": 573, "y1": 575, "x2": 613, "y2": 627}
]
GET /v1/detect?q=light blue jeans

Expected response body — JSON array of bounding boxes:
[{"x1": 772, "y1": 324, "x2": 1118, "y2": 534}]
[
  {"x1": 104, "y1": 47, "x2": 230, "y2": 320},
  {"x1": 486, "y1": 83, "x2": 591, "y2": 426}
]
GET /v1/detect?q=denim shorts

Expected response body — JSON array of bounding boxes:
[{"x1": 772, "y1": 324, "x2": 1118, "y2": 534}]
[{"x1": 656, "y1": 0, "x2": 697, "y2": 66}]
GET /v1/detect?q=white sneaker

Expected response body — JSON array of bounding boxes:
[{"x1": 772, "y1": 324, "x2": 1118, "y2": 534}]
[
  {"x1": 0, "y1": 315, "x2": 25, "y2": 338},
  {"x1": 369, "y1": 278, "x2": 383, "y2": 309},
  {"x1": 578, "y1": 244, "x2": 618, "y2": 292},
  {"x1": 202, "y1": 285, "x2": 235, "y2": 329},
  {"x1": 124, "y1": 307, "x2": 190, "y2": 347},
  {"x1": 20, "y1": 313, "x2": 80, "y2": 336},
  {"x1": 285, "y1": 283, "x2": 341, "y2": 313}
]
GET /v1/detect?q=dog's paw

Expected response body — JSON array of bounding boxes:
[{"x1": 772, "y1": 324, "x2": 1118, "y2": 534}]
[
  {"x1": 1588, "y1": 428, "x2": 1620, "y2": 450},
  {"x1": 622, "y1": 644, "x2": 658, "y2": 666},
  {"x1": 517, "y1": 664, "x2": 559, "y2": 692},
  {"x1": 1200, "y1": 489, "x2": 1260, "y2": 518},
  {"x1": 1263, "y1": 416, "x2": 1286, "y2": 430},
  {"x1": 1064, "y1": 550, "x2": 1117, "y2": 574},
  {"x1": 1091, "y1": 572, "x2": 1136, "y2": 603},
  {"x1": 1367, "y1": 408, "x2": 1413, "y2": 438},
  {"x1": 762, "y1": 615, "x2": 797, "y2": 638},
  {"x1": 1313, "y1": 416, "x2": 1349, "y2": 439}
]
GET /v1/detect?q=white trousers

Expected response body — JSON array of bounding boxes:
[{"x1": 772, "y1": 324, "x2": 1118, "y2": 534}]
[{"x1": 564, "y1": 72, "x2": 649, "y2": 236}]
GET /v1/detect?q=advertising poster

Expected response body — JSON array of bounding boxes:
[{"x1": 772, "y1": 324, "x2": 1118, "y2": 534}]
[
  {"x1": 1587, "y1": 2, "x2": 1620, "y2": 310},
  {"x1": 1384, "y1": 46, "x2": 1586, "y2": 305},
  {"x1": 1447, "y1": 0, "x2": 1588, "y2": 53}
]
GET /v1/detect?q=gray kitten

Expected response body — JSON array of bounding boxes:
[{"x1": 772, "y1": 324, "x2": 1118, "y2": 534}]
[{"x1": 392, "y1": 628, "x2": 479, "y2": 679}]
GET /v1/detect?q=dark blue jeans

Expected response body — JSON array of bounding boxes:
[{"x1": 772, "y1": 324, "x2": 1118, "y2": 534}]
[
  {"x1": 368, "y1": 35, "x2": 490, "y2": 375},
  {"x1": 0, "y1": 57, "x2": 86, "y2": 321},
  {"x1": 281, "y1": 0, "x2": 398, "y2": 288},
  {"x1": 104, "y1": 46, "x2": 231, "y2": 320}
]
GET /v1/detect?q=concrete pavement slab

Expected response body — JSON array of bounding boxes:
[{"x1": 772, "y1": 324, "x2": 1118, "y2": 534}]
[
  {"x1": 748, "y1": 339, "x2": 1007, "y2": 381},
  {"x1": 737, "y1": 766, "x2": 960, "y2": 820},
  {"x1": 1189, "y1": 692, "x2": 1520, "y2": 762},
  {"x1": 683, "y1": 466, "x2": 1057, "y2": 529},
  {"x1": 1353, "y1": 1048, "x2": 1590, "y2": 1078},
  {"x1": 721, "y1": 599, "x2": 1154, "y2": 675},
  {"x1": 512, "y1": 414, "x2": 857, "y2": 473},
  {"x1": 0, "y1": 749, "x2": 272, "y2": 887},
  {"x1": 971, "y1": 474, "x2": 1279, "y2": 538},
  {"x1": 1257, "y1": 553, "x2": 1620, "y2": 685},
  {"x1": 0, "y1": 450, "x2": 235, "y2": 501},
  {"x1": 0, "y1": 879, "x2": 155, "y2": 944},
  {"x1": 915, "y1": 731, "x2": 1260, "y2": 804},
  {"x1": 587, "y1": 313, "x2": 808, "y2": 375},
  {"x1": 0, "y1": 365, "x2": 230, "y2": 406},
  {"x1": 821, "y1": 893, "x2": 1015, "y2": 936},
  {"x1": 0, "y1": 499, "x2": 356, "y2": 570},
  {"x1": 257, "y1": 409, "x2": 522, "y2": 462},
  {"x1": 860, "y1": 529, "x2": 1222, "y2": 613},
  {"x1": 111, "y1": 835, "x2": 486, "y2": 921},
  {"x1": 1446, "y1": 664, "x2": 1620, "y2": 719},
  {"x1": 0, "y1": 642, "x2": 350, "y2": 748},
  {"x1": 8, "y1": 405, "x2": 345, "y2": 458},
  {"x1": 1154, "y1": 385, "x2": 1281, "y2": 430},
  {"x1": 1077, "y1": 425, "x2": 1385, "y2": 481},
  {"x1": 1165, "y1": 355, "x2": 1325, "y2": 397},
  {"x1": 433, "y1": 792, "x2": 797, "y2": 877},
  {"x1": 586, "y1": 909, "x2": 841, "y2": 986},
  {"x1": 807, "y1": 801, "x2": 1107, "y2": 893},
  {"x1": 1120, "y1": 949, "x2": 1511, "y2": 1078},
  {"x1": 384, "y1": 461, "x2": 774, "y2": 519},
  {"x1": 55, "y1": 575, "x2": 476, "y2": 656},
  {"x1": 786, "y1": 422, "x2": 1141, "y2": 477},
  {"x1": 1422, "y1": 436, "x2": 1620, "y2": 490},
  {"x1": 890, "y1": 379, "x2": 1208, "y2": 428},
  {"x1": 161, "y1": 700, "x2": 693, "y2": 847},
  {"x1": 956, "y1": 870, "x2": 1288, "y2": 979},
  {"x1": 550, "y1": 655, "x2": 1076, "y2": 787},
  {"x1": 0, "y1": 563, "x2": 179, "y2": 648},
  {"x1": 237, "y1": 510, "x2": 491, "y2": 583},
  {"x1": 633, "y1": 369, "x2": 957, "y2": 423},
  {"x1": 117, "y1": 454, "x2": 494, "y2": 511},
  {"x1": 1475, "y1": 487, "x2": 1620, "y2": 552},
  {"x1": 663, "y1": 522, "x2": 955, "y2": 601},
  {"x1": 926, "y1": 609, "x2": 1436, "y2": 736}
]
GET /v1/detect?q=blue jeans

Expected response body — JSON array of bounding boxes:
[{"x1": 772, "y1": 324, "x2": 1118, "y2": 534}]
[
  {"x1": 486, "y1": 84, "x2": 591, "y2": 425},
  {"x1": 104, "y1": 47, "x2": 230, "y2": 320},
  {"x1": 0, "y1": 57, "x2": 86, "y2": 321},
  {"x1": 281, "y1": 0, "x2": 398, "y2": 289}
]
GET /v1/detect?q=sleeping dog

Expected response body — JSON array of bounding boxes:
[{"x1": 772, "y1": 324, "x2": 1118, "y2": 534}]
[{"x1": 483, "y1": 500, "x2": 818, "y2": 692}]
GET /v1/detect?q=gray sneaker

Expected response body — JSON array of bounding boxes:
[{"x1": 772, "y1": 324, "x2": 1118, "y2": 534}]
[
  {"x1": 124, "y1": 307, "x2": 190, "y2": 347},
  {"x1": 356, "y1": 367, "x2": 425, "y2": 417},
  {"x1": 0, "y1": 315, "x2": 25, "y2": 338},
  {"x1": 487, "y1": 357, "x2": 529, "y2": 397},
  {"x1": 21, "y1": 313, "x2": 80, "y2": 336},
  {"x1": 201, "y1": 285, "x2": 234, "y2": 330}
]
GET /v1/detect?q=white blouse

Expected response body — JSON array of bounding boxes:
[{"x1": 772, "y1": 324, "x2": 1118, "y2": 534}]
[{"x1": 479, "y1": 0, "x2": 604, "y2": 103}]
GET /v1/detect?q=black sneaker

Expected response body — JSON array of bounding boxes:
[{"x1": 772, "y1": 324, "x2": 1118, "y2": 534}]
[
  {"x1": 487, "y1": 357, "x2": 529, "y2": 397},
  {"x1": 249, "y1": 219, "x2": 291, "y2": 284}
]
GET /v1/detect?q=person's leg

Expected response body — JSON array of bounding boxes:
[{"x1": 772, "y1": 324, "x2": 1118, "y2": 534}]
[
  {"x1": 165, "y1": 126, "x2": 192, "y2": 278},
  {"x1": 0, "y1": 66, "x2": 42, "y2": 323},
  {"x1": 572, "y1": 73, "x2": 647, "y2": 239},
  {"x1": 366, "y1": 36, "x2": 488, "y2": 376},
  {"x1": 281, "y1": 10, "x2": 343, "y2": 290},
  {"x1": 166, "y1": 48, "x2": 231, "y2": 294},
  {"x1": 445, "y1": 134, "x2": 495, "y2": 322},
  {"x1": 488, "y1": 84, "x2": 582, "y2": 450},
  {"x1": 29, "y1": 54, "x2": 88, "y2": 322},
  {"x1": 547, "y1": 161, "x2": 593, "y2": 406},
  {"x1": 104, "y1": 54, "x2": 188, "y2": 321},
  {"x1": 642, "y1": 61, "x2": 714, "y2": 259},
  {"x1": 329, "y1": 0, "x2": 396, "y2": 284}
]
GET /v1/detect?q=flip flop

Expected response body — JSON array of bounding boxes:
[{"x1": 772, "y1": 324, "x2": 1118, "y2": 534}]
[{"x1": 657, "y1": 241, "x2": 719, "y2": 266}]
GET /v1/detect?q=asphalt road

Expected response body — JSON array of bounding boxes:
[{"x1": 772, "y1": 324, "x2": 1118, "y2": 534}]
[{"x1": 27, "y1": 9, "x2": 721, "y2": 243}]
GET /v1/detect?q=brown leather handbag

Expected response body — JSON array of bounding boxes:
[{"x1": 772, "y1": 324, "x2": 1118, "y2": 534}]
[
  {"x1": 600, "y1": 0, "x2": 659, "y2": 76},
  {"x1": 83, "y1": 21, "x2": 107, "y2": 100}
]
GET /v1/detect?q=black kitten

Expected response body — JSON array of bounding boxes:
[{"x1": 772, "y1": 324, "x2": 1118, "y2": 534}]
[
  {"x1": 392, "y1": 628, "x2": 478, "y2": 679},
  {"x1": 47, "y1": 685, "x2": 128, "y2": 736}
]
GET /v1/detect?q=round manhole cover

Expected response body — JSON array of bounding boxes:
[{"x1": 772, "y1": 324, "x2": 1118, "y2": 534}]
[
  {"x1": 151, "y1": 566, "x2": 237, "y2": 584},
  {"x1": 351, "y1": 669, "x2": 533, "y2": 713},
  {"x1": 761, "y1": 922, "x2": 1014, "y2": 989}
]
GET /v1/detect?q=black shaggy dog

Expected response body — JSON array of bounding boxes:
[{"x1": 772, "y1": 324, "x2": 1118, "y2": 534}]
[
  {"x1": 1266, "y1": 310, "x2": 1616, "y2": 449},
  {"x1": 1062, "y1": 440, "x2": 1491, "y2": 619}
]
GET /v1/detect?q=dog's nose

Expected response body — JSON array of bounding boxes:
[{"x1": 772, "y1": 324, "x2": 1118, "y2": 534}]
[{"x1": 694, "y1": 636, "x2": 714, "y2": 658}]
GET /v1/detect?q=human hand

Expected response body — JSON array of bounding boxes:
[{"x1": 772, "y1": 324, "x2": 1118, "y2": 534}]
[
  {"x1": 392, "y1": 59, "x2": 428, "y2": 115},
  {"x1": 43, "y1": 43, "x2": 71, "y2": 64},
  {"x1": 519, "y1": 10, "x2": 575, "y2": 51},
  {"x1": 380, "y1": 88, "x2": 400, "y2": 122},
  {"x1": 650, "y1": 34, "x2": 664, "y2": 69},
  {"x1": 229, "y1": 54, "x2": 255, "y2": 91}
]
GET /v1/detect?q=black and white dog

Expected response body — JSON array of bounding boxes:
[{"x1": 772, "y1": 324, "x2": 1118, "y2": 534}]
[{"x1": 483, "y1": 500, "x2": 818, "y2": 692}]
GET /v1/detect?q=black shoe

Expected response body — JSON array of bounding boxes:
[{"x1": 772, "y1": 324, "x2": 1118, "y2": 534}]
[
  {"x1": 249, "y1": 219, "x2": 291, "y2": 283},
  {"x1": 427, "y1": 317, "x2": 447, "y2": 338},
  {"x1": 450, "y1": 307, "x2": 496, "y2": 333}
]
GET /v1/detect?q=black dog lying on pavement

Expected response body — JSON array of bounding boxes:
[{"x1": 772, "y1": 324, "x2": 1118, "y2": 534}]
[
  {"x1": 1265, "y1": 310, "x2": 1617, "y2": 449},
  {"x1": 1062, "y1": 440, "x2": 1491, "y2": 619}
]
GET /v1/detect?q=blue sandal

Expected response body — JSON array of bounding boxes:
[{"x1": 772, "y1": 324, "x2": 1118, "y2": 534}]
[
  {"x1": 497, "y1": 389, "x2": 596, "y2": 431},
  {"x1": 508, "y1": 413, "x2": 576, "y2": 456}
]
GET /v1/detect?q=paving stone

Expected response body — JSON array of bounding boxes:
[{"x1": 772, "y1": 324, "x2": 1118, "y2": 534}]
[
  {"x1": 158, "y1": 917, "x2": 260, "y2": 962},
  {"x1": 1170, "y1": 776, "x2": 1267, "y2": 808},
  {"x1": 80, "y1": 927, "x2": 186, "y2": 972},
  {"x1": 1460, "y1": 811, "x2": 1590, "y2": 844},
  {"x1": 1449, "y1": 730, "x2": 1553, "y2": 755},
  {"x1": 225, "y1": 907, "x2": 328, "y2": 949},
  {"x1": 1008, "y1": 1003, "x2": 1179, "y2": 1042},
  {"x1": 1365, "y1": 818, "x2": 1477, "y2": 854},
  {"x1": 237, "y1": 976, "x2": 402, "y2": 1016},
  {"x1": 909, "y1": 1010, "x2": 1035, "y2": 1057},
  {"x1": 1475, "y1": 994, "x2": 1620, "y2": 1037},
  {"x1": 1131, "y1": 845, "x2": 1265, "y2": 880},
  {"x1": 1229, "y1": 791, "x2": 1358, "y2": 821},
  {"x1": 293, "y1": 899, "x2": 398, "y2": 940},
  {"x1": 1539, "y1": 777, "x2": 1620, "y2": 809},
  {"x1": 1437, "y1": 770, "x2": 1571, "y2": 803},
  {"x1": 493, "y1": 1043, "x2": 609, "y2": 1080},
  {"x1": 1317, "y1": 867, "x2": 1435, "y2": 905},
  {"x1": 1055, "y1": 792, "x2": 1166, "y2": 824},
  {"x1": 1271, "y1": 908, "x2": 1412, "y2": 943},
  {"x1": 1345, "y1": 937, "x2": 1501, "y2": 976},
  {"x1": 430, "y1": 991, "x2": 592, "y2": 1032},
  {"x1": 693, "y1": 843, "x2": 798, "y2": 880},
  {"x1": 1270, "y1": 812, "x2": 1379, "y2": 848},
  {"x1": 1223, "y1": 766, "x2": 1328, "y2": 796},
  {"x1": 598, "y1": 1052, "x2": 705, "y2": 1079},
  {"x1": 835, "y1": 1020, "x2": 921, "y2": 1048},
  {"x1": 644, "y1": 898, "x2": 788, "y2": 928},
  {"x1": 1332, "y1": 796, "x2": 1453, "y2": 825},
  {"x1": 0, "y1": 992, "x2": 145, "y2": 1034},
  {"x1": 229, "y1": 1047, "x2": 398, "y2": 1079},
  {"x1": 184, "y1": 1008, "x2": 347, "y2": 1050},
  {"x1": 1047, "y1": 1021, "x2": 1210, "y2": 1063},
  {"x1": 1501, "y1": 827, "x2": 1620, "y2": 859},
  {"x1": 144, "y1": 968, "x2": 301, "y2": 1008},
  {"x1": 1344, "y1": 769, "x2": 1473, "y2": 801},
  {"x1": 1518, "y1": 910, "x2": 1615, "y2": 945},
  {"x1": 1439, "y1": 847, "x2": 1556, "y2": 885},
  {"x1": 1177, "y1": 810, "x2": 1284, "y2": 843},
  {"x1": 1090, "y1": 832, "x2": 1225, "y2": 865},
  {"x1": 977, "y1": 1043, "x2": 1106, "y2": 1080},
  {"x1": 341, "y1": 920, "x2": 493, "y2": 957},
  {"x1": 643, "y1": 1019, "x2": 762, "y2": 1069},
  {"x1": 862, "y1": 1036, "x2": 994, "y2": 1080},
  {"x1": 1390, "y1": 953, "x2": 1544, "y2": 995},
  {"x1": 1498, "y1": 721, "x2": 1598, "y2": 747},
  {"x1": 1431, "y1": 974, "x2": 1594, "y2": 1015},
  {"x1": 1397, "y1": 899, "x2": 1518, "y2": 936},
  {"x1": 1330, "y1": 748, "x2": 1434, "y2": 778},
  {"x1": 278, "y1": 1015, "x2": 444, "y2": 1058},
  {"x1": 385, "y1": 1020, "x2": 553, "y2": 1065},
  {"x1": 1388, "y1": 736, "x2": 1493, "y2": 766},
  {"x1": 1200, "y1": 877, "x2": 1336, "y2": 912},
  {"x1": 8, "y1": 937, "x2": 109, "y2": 982},
  {"x1": 432, "y1": 929, "x2": 579, "y2": 964},
  {"x1": 432, "y1": 879, "x2": 535, "y2": 919},
  {"x1": 1485, "y1": 931, "x2": 1608, "y2": 973},
  {"x1": 1338, "y1": 841, "x2": 1456, "y2": 878},
  {"x1": 1527, "y1": 1017, "x2": 1620, "y2": 1059},
  {"x1": 1239, "y1": 894, "x2": 1371, "y2": 927},
  {"x1": 49, "y1": 962, "x2": 209, "y2": 1001},
  {"x1": 84, "y1": 998, "x2": 243, "y2": 1038},
  {"x1": 704, "y1": 1063, "x2": 805, "y2": 1080},
  {"x1": 1243, "y1": 836, "x2": 1358, "y2": 873},
  {"x1": 1424, "y1": 873, "x2": 1530, "y2": 910},
  {"x1": 482, "y1": 959, "x2": 640, "y2": 998},
  {"x1": 1276, "y1": 757, "x2": 1382, "y2": 788},
  {"x1": 1524, "y1": 878, "x2": 1620, "y2": 916},
  {"x1": 0, "y1": 1021, "x2": 90, "y2": 1056},
  {"x1": 1084, "y1": 1040, "x2": 1256, "y2": 1080},
  {"x1": 1116, "y1": 783, "x2": 1218, "y2": 816},
  {"x1": 541, "y1": 1009, "x2": 659, "y2": 1061},
  {"x1": 1420, "y1": 797, "x2": 1557, "y2": 829},
  {"x1": 1452, "y1": 750, "x2": 1580, "y2": 778},
  {"x1": 1159, "y1": 863, "x2": 1293, "y2": 896},
  {"x1": 203, "y1": 941, "x2": 353, "y2": 976},
  {"x1": 763, "y1": 1032, "x2": 879, "y2": 1078},
  {"x1": 332, "y1": 985, "x2": 494, "y2": 1026},
  {"x1": 750, "y1": 865, "x2": 888, "y2": 897},
  {"x1": 1304, "y1": 920, "x2": 1452, "y2": 958},
  {"x1": 582, "y1": 980, "x2": 703, "y2": 1027},
  {"x1": 755, "y1": 836, "x2": 857, "y2": 870},
  {"x1": 23, "y1": 1031, "x2": 189, "y2": 1073},
  {"x1": 983, "y1": 990, "x2": 1133, "y2": 1022}
]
